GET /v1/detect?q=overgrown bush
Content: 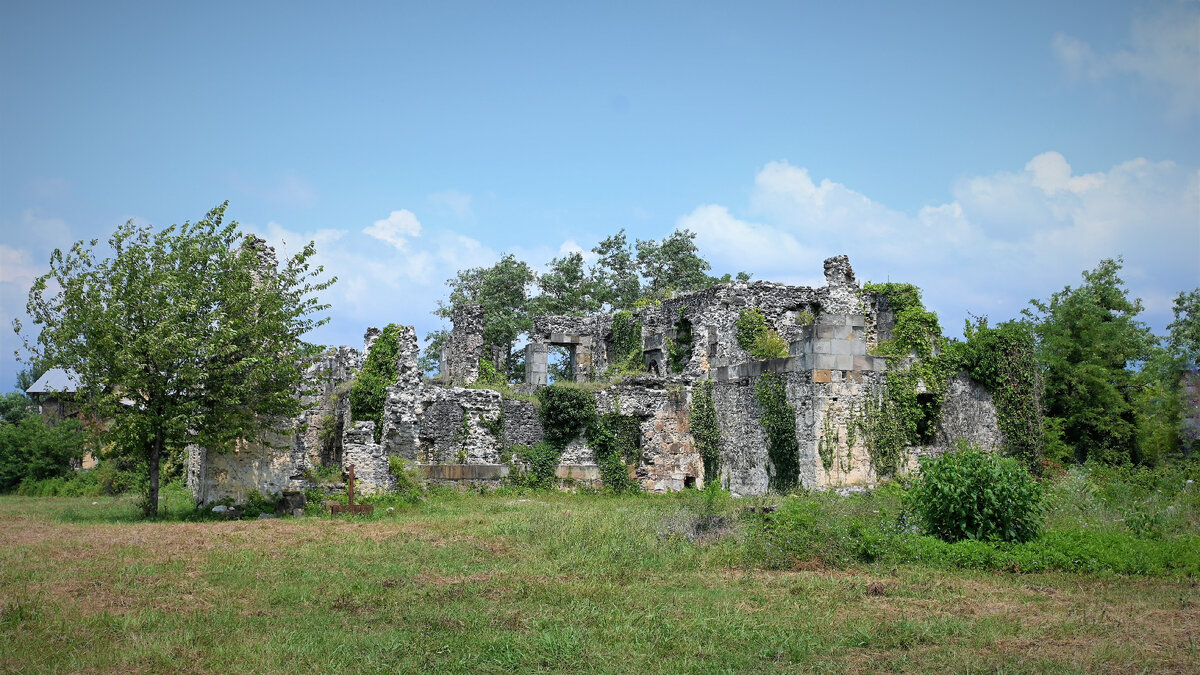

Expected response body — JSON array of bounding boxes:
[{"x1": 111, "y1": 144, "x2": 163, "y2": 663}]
[
  {"x1": 535, "y1": 385, "x2": 596, "y2": 449},
  {"x1": 908, "y1": 442, "x2": 1043, "y2": 543},
  {"x1": 0, "y1": 415, "x2": 93, "y2": 492},
  {"x1": 241, "y1": 489, "x2": 279, "y2": 518},
  {"x1": 736, "y1": 308, "x2": 789, "y2": 360},
  {"x1": 508, "y1": 442, "x2": 563, "y2": 489},
  {"x1": 387, "y1": 455, "x2": 424, "y2": 504}
]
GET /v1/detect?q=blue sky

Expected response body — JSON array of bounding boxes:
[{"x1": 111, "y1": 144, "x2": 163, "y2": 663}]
[{"x1": 2, "y1": 1, "x2": 1197, "y2": 390}]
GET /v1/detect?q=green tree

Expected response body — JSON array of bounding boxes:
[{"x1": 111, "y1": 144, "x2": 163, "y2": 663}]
[
  {"x1": 17, "y1": 203, "x2": 334, "y2": 516},
  {"x1": 590, "y1": 230, "x2": 641, "y2": 310},
  {"x1": 636, "y1": 228, "x2": 712, "y2": 297},
  {"x1": 1025, "y1": 259, "x2": 1155, "y2": 465},
  {"x1": 0, "y1": 392, "x2": 34, "y2": 425},
  {"x1": 436, "y1": 254, "x2": 536, "y2": 375},
  {"x1": 534, "y1": 251, "x2": 601, "y2": 316},
  {"x1": 1167, "y1": 289, "x2": 1200, "y2": 369},
  {"x1": 0, "y1": 415, "x2": 91, "y2": 492}
]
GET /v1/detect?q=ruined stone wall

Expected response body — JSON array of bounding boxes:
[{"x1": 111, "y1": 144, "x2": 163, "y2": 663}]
[
  {"x1": 186, "y1": 424, "x2": 305, "y2": 505},
  {"x1": 596, "y1": 378, "x2": 703, "y2": 492}
]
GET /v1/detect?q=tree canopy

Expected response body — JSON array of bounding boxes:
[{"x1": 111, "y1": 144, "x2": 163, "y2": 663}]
[
  {"x1": 1025, "y1": 258, "x2": 1155, "y2": 465},
  {"x1": 16, "y1": 203, "x2": 334, "y2": 515}
]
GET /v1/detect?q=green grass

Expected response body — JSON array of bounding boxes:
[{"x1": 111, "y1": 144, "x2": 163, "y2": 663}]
[{"x1": 1, "y1": 470, "x2": 1198, "y2": 673}]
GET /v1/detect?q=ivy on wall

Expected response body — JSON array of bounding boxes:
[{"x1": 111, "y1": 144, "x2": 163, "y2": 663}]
[
  {"x1": 689, "y1": 380, "x2": 721, "y2": 482},
  {"x1": 586, "y1": 412, "x2": 642, "y2": 493},
  {"x1": 951, "y1": 319, "x2": 1045, "y2": 471},
  {"x1": 755, "y1": 372, "x2": 800, "y2": 491},
  {"x1": 349, "y1": 323, "x2": 402, "y2": 443},
  {"x1": 609, "y1": 310, "x2": 645, "y2": 375},
  {"x1": 668, "y1": 307, "x2": 693, "y2": 373},
  {"x1": 860, "y1": 283, "x2": 952, "y2": 475}
]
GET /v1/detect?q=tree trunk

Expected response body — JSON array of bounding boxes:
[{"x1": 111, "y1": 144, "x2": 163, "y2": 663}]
[{"x1": 145, "y1": 426, "x2": 163, "y2": 518}]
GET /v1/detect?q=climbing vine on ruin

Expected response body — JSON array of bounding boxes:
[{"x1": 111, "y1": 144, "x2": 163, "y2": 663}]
[
  {"x1": 609, "y1": 310, "x2": 645, "y2": 375},
  {"x1": 736, "y1": 308, "x2": 789, "y2": 360},
  {"x1": 668, "y1": 307, "x2": 693, "y2": 373},
  {"x1": 586, "y1": 412, "x2": 642, "y2": 493},
  {"x1": 860, "y1": 283, "x2": 953, "y2": 475},
  {"x1": 349, "y1": 323, "x2": 402, "y2": 443},
  {"x1": 754, "y1": 372, "x2": 800, "y2": 491},
  {"x1": 689, "y1": 380, "x2": 721, "y2": 481},
  {"x1": 863, "y1": 282, "x2": 944, "y2": 359},
  {"x1": 951, "y1": 319, "x2": 1044, "y2": 471}
]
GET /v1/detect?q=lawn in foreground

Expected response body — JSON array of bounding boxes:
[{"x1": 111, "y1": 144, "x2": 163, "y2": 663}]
[{"x1": 1, "y1": 490, "x2": 1197, "y2": 674}]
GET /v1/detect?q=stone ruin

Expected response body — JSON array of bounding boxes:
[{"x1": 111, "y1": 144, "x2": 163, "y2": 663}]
[{"x1": 187, "y1": 255, "x2": 1005, "y2": 503}]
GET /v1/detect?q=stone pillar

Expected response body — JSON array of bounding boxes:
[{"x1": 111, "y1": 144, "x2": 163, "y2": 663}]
[
  {"x1": 381, "y1": 326, "x2": 423, "y2": 461},
  {"x1": 446, "y1": 305, "x2": 484, "y2": 385},
  {"x1": 525, "y1": 342, "x2": 548, "y2": 386}
]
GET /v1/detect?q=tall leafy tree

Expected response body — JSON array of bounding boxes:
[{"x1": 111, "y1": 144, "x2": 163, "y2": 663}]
[
  {"x1": 636, "y1": 228, "x2": 712, "y2": 297},
  {"x1": 436, "y1": 253, "x2": 536, "y2": 372},
  {"x1": 590, "y1": 230, "x2": 640, "y2": 310},
  {"x1": 534, "y1": 251, "x2": 601, "y2": 316},
  {"x1": 16, "y1": 203, "x2": 334, "y2": 515},
  {"x1": 1025, "y1": 258, "x2": 1155, "y2": 465}
]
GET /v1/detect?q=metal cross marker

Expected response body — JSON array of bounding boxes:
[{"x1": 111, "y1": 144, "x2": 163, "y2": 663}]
[{"x1": 330, "y1": 464, "x2": 374, "y2": 516}]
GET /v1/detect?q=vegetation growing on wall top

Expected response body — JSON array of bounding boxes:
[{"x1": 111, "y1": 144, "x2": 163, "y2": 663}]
[{"x1": 735, "y1": 308, "x2": 789, "y2": 361}]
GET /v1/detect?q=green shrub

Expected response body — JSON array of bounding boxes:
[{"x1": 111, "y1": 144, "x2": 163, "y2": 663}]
[
  {"x1": 586, "y1": 413, "x2": 642, "y2": 493},
  {"x1": 908, "y1": 443, "x2": 1043, "y2": 543},
  {"x1": 387, "y1": 455, "x2": 424, "y2": 504},
  {"x1": 0, "y1": 415, "x2": 93, "y2": 492},
  {"x1": 241, "y1": 489, "x2": 279, "y2": 518},
  {"x1": 736, "y1": 308, "x2": 789, "y2": 360},
  {"x1": 607, "y1": 310, "x2": 645, "y2": 376},
  {"x1": 508, "y1": 442, "x2": 563, "y2": 489}
]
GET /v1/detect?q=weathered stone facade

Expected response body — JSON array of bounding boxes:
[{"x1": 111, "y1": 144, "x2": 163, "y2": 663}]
[{"x1": 189, "y1": 252, "x2": 1008, "y2": 504}]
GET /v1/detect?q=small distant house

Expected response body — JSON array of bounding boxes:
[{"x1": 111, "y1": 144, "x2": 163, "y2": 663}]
[
  {"x1": 25, "y1": 368, "x2": 98, "y2": 469},
  {"x1": 25, "y1": 368, "x2": 82, "y2": 421}
]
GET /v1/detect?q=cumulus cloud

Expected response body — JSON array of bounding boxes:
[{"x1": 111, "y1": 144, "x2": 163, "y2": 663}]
[
  {"x1": 363, "y1": 209, "x2": 423, "y2": 252},
  {"x1": 1053, "y1": 5, "x2": 1200, "y2": 120},
  {"x1": 687, "y1": 154, "x2": 1199, "y2": 334},
  {"x1": 428, "y1": 190, "x2": 474, "y2": 219}
]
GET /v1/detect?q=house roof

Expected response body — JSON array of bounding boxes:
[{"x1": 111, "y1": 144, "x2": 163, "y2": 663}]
[{"x1": 25, "y1": 368, "x2": 81, "y2": 395}]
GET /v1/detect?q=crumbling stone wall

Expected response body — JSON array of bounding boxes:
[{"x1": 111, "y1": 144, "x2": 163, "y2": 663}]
[{"x1": 192, "y1": 252, "x2": 1008, "y2": 503}]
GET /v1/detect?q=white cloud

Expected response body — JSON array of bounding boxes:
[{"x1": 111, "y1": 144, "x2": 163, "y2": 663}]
[
  {"x1": 1054, "y1": 5, "x2": 1200, "y2": 120},
  {"x1": 428, "y1": 190, "x2": 474, "y2": 220},
  {"x1": 363, "y1": 209, "x2": 423, "y2": 252},
  {"x1": 688, "y1": 154, "x2": 1199, "y2": 334},
  {"x1": 0, "y1": 245, "x2": 37, "y2": 287}
]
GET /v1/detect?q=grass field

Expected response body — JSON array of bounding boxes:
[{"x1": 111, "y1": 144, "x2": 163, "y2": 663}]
[{"x1": 1, "y1": 480, "x2": 1198, "y2": 673}]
